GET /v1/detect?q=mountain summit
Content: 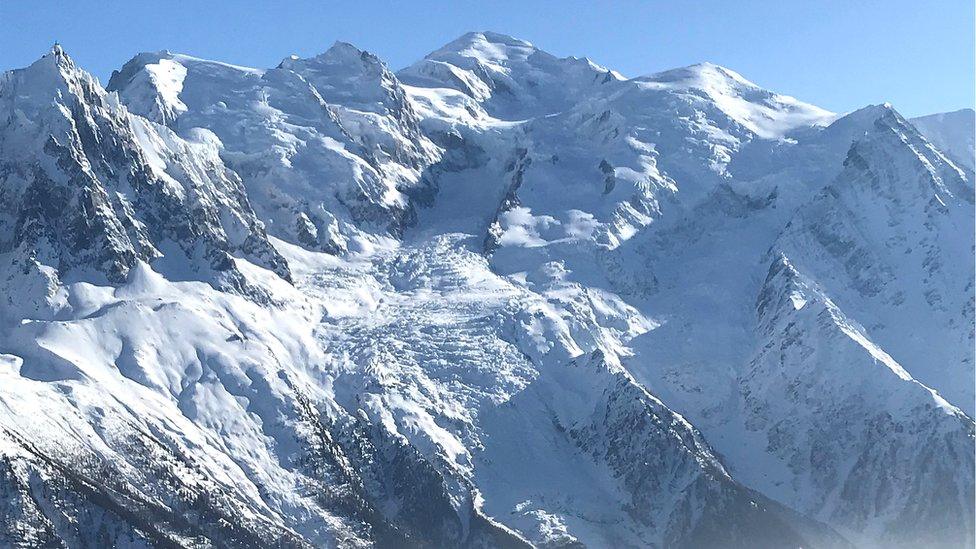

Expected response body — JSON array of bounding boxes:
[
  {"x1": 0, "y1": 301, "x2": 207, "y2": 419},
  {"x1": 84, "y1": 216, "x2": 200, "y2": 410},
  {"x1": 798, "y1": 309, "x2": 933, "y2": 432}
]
[
  {"x1": 399, "y1": 31, "x2": 623, "y2": 119},
  {"x1": 631, "y1": 62, "x2": 836, "y2": 138}
]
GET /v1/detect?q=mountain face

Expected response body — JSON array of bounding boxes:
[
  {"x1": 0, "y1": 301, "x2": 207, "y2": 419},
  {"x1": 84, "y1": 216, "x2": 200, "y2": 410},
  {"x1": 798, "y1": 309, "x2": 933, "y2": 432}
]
[
  {"x1": 107, "y1": 43, "x2": 440, "y2": 255},
  {"x1": 0, "y1": 47, "x2": 290, "y2": 298},
  {"x1": 0, "y1": 34, "x2": 972, "y2": 549}
]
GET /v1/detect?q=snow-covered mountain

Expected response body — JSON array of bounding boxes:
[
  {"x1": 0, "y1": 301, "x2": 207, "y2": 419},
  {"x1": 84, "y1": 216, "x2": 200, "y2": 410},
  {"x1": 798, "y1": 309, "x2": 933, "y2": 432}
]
[
  {"x1": 108, "y1": 43, "x2": 440, "y2": 255},
  {"x1": 911, "y1": 108, "x2": 975, "y2": 171},
  {"x1": 399, "y1": 31, "x2": 625, "y2": 121},
  {"x1": 0, "y1": 33, "x2": 972, "y2": 548}
]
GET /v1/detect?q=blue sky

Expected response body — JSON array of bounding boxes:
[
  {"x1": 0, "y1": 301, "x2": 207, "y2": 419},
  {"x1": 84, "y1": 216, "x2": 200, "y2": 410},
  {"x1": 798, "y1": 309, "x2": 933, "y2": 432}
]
[{"x1": 1, "y1": 1, "x2": 972, "y2": 117}]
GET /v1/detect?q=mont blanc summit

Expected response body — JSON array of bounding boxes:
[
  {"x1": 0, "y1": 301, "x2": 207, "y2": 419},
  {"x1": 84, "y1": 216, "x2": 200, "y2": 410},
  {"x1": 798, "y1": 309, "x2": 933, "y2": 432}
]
[{"x1": 0, "y1": 33, "x2": 973, "y2": 548}]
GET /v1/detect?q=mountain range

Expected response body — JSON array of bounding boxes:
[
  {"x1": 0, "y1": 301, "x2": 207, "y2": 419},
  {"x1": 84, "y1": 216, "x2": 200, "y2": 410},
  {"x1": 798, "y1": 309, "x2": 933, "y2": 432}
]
[{"x1": 0, "y1": 32, "x2": 973, "y2": 548}]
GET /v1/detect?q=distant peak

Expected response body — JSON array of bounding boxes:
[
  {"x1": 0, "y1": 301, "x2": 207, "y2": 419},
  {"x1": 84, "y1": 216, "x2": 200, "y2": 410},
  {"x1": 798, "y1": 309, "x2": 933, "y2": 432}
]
[
  {"x1": 845, "y1": 103, "x2": 907, "y2": 130},
  {"x1": 630, "y1": 61, "x2": 835, "y2": 138},
  {"x1": 869, "y1": 104, "x2": 920, "y2": 134},
  {"x1": 639, "y1": 62, "x2": 757, "y2": 89},
  {"x1": 911, "y1": 107, "x2": 975, "y2": 121},
  {"x1": 280, "y1": 40, "x2": 385, "y2": 71},
  {"x1": 465, "y1": 31, "x2": 534, "y2": 47},
  {"x1": 426, "y1": 30, "x2": 542, "y2": 64},
  {"x1": 327, "y1": 40, "x2": 365, "y2": 55},
  {"x1": 857, "y1": 102, "x2": 896, "y2": 112}
]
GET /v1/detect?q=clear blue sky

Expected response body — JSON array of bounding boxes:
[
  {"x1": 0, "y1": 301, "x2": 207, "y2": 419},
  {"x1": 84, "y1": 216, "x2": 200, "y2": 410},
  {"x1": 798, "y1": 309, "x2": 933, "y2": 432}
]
[{"x1": 1, "y1": 1, "x2": 972, "y2": 117}]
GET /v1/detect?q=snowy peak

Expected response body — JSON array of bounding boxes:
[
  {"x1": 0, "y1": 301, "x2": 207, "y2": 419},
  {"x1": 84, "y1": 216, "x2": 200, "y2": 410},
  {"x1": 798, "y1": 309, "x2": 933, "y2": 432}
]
[
  {"x1": 844, "y1": 103, "x2": 973, "y2": 204},
  {"x1": 638, "y1": 62, "x2": 755, "y2": 88},
  {"x1": 109, "y1": 51, "x2": 273, "y2": 128},
  {"x1": 278, "y1": 40, "x2": 430, "y2": 147},
  {"x1": 0, "y1": 48, "x2": 291, "y2": 289},
  {"x1": 427, "y1": 30, "x2": 616, "y2": 75},
  {"x1": 911, "y1": 107, "x2": 976, "y2": 171},
  {"x1": 399, "y1": 31, "x2": 622, "y2": 120},
  {"x1": 772, "y1": 101, "x2": 974, "y2": 415},
  {"x1": 426, "y1": 31, "x2": 546, "y2": 67},
  {"x1": 277, "y1": 41, "x2": 393, "y2": 109},
  {"x1": 109, "y1": 44, "x2": 441, "y2": 254},
  {"x1": 744, "y1": 253, "x2": 973, "y2": 546},
  {"x1": 279, "y1": 41, "x2": 436, "y2": 168},
  {"x1": 0, "y1": 45, "x2": 103, "y2": 127},
  {"x1": 107, "y1": 51, "x2": 192, "y2": 125},
  {"x1": 290, "y1": 40, "x2": 385, "y2": 68},
  {"x1": 631, "y1": 62, "x2": 836, "y2": 139},
  {"x1": 18, "y1": 43, "x2": 77, "y2": 84},
  {"x1": 2, "y1": 44, "x2": 127, "y2": 173}
]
